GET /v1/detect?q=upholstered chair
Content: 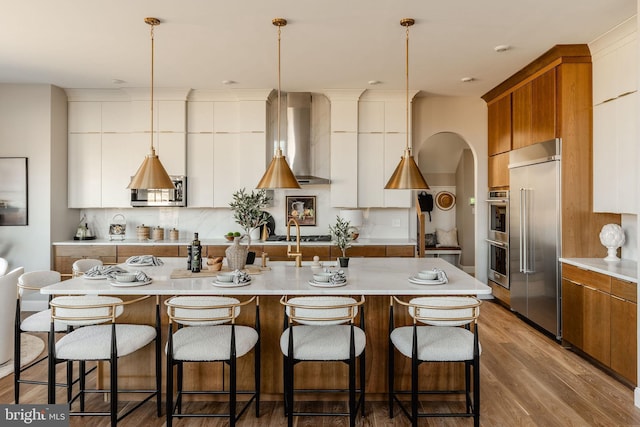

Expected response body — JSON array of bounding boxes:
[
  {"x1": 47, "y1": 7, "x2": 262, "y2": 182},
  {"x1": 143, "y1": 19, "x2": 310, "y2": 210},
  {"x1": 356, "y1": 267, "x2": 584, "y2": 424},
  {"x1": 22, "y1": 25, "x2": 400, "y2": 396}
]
[{"x1": 71, "y1": 259, "x2": 103, "y2": 277}]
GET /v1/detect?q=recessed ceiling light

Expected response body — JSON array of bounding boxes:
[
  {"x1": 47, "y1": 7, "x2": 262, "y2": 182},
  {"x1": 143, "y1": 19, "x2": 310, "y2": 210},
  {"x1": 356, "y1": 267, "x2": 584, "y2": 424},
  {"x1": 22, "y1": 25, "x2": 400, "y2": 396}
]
[
  {"x1": 368, "y1": 80, "x2": 382, "y2": 85},
  {"x1": 222, "y1": 80, "x2": 237, "y2": 85},
  {"x1": 461, "y1": 77, "x2": 475, "y2": 83},
  {"x1": 494, "y1": 45, "x2": 510, "y2": 53},
  {"x1": 112, "y1": 79, "x2": 125, "y2": 84}
]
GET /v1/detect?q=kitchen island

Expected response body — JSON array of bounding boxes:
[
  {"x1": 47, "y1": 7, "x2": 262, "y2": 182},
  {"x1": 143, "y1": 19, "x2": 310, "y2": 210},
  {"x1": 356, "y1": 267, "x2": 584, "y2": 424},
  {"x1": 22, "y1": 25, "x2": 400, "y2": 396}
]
[{"x1": 42, "y1": 257, "x2": 491, "y2": 399}]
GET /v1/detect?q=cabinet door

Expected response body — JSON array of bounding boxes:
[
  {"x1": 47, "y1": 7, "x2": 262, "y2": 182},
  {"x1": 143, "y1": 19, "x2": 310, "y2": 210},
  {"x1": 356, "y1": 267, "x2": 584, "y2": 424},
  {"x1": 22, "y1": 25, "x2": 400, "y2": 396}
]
[
  {"x1": 384, "y1": 100, "x2": 405, "y2": 133},
  {"x1": 488, "y1": 152, "x2": 509, "y2": 188},
  {"x1": 583, "y1": 286, "x2": 611, "y2": 365},
  {"x1": 158, "y1": 100, "x2": 186, "y2": 132},
  {"x1": 102, "y1": 133, "x2": 143, "y2": 207},
  {"x1": 187, "y1": 101, "x2": 214, "y2": 133},
  {"x1": 561, "y1": 278, "x2": 583, "y2": 347},
  {"x1": 68, "y1": 102, "x2": 101, "y2": 133},
  {"x1": 614, "y1": 92, "x2": 638, "y2": 214},
  {"x1": 358, "y1": 133, "x2": 384, "y2": 207},
  {"x1": 487, "y1": 94, "x2": 511, "y2": 155},
  {"x1": 358, "y1": 101, "x2": 384, "y2": 133},
  {"x1": 68, "y1": 133, "x2": 102, "y2": 208},
  {"x1": 512, "y1": 82, "x2": 532, "y2": 150},
  {"x1": 531, "y1": 69, "x2": 556, "y2": 143},
  {"x1": 610, "y1": 295, "x2": 637, "y2": 383},
  {"x1": 330, "y1": 132, "x2": 358, "y2": 207},
  {"x1": 156, "y1": 133, "x2": 186, "y2": 176},
  {"x1": 212, "y1": 133, "x2": 239, "y2": 207},
  {"x1": 186, "y1": 134, "x2": 214, "y2": 207},
  {"x1": 101, "y1": 101, "x2": 131, "y2": 133},
  {"x1": 236, "y1": 133, "x2": 267, "y2": 194}
]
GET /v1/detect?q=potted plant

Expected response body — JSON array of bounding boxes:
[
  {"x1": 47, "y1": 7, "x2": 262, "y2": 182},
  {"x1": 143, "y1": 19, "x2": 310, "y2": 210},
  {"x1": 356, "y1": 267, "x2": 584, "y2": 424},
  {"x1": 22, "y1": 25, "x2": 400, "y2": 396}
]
[
  {"x1": 329, "y1": 215, "x2": 352, "y2": 267},
  {"x1": 228, "y1": 188, "x2": 272, "y2": 266}
]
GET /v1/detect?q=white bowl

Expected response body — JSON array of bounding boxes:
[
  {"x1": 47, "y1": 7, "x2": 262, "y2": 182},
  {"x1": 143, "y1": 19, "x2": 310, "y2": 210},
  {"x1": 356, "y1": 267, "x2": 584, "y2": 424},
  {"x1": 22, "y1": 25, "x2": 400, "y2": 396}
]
[
  {"x1": 217, "y1": 272, "x2": 235, "y2": 283},
  {"x1": 417, "y1": 270, "x2": 438, "y2": 280},
  {"x1": 313, "y1": 272, "x2": 333, "y2": 283},
  {"x1": 115, "y1": 273, "x2": 137, "y2": 283}
]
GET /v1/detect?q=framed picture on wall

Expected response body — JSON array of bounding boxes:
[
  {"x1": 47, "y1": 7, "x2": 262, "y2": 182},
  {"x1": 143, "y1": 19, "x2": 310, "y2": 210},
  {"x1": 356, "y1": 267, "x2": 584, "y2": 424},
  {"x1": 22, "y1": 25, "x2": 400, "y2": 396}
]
[
  {"x1": 285, "y1": 196, "x2": 316, "y2": 226},
  {"x1": 0, "y1": 157, "x2": 28, "y2": 226}
]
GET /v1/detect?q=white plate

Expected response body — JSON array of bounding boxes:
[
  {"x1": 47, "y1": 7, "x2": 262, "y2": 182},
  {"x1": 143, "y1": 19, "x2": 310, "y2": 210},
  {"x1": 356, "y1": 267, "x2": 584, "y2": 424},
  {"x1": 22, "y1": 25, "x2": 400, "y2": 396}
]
[
  {"x1": 308, "y1": 280, "x2": 347, "y2": 288},
  {"x1": 110, "y1": 279, "x2": 152, "y2": 287},
  {"x1": 83, "y1": 275, "x2": 107, "y2": 280},
  {"x1": 212, "y1": 279, "x2": 252, "y2": 288},
  {"x1": 126, "y1": 261, "x2": 153, "y2": 267},
  {"x1": 408, "y1": 276, "x2": 446, "y2": 285}
]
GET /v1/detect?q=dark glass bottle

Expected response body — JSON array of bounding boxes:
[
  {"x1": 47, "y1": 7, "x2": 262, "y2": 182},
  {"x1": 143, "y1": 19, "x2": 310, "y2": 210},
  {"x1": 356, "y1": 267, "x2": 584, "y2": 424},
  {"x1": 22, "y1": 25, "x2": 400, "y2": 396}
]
[
  {"x1": 187, "y1": 245, "x2": 192, "y2": 270},
  {"x1": 191, "y1": 232, "x2": 201, "y2": 273}
]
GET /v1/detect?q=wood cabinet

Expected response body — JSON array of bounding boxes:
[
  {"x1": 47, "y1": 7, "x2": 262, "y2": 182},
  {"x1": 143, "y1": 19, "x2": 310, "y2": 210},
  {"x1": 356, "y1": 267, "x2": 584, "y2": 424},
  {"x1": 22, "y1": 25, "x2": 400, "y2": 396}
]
[
  {"x1": 488, "y1": 152, "x2": 509, "y2": 189},
  {"x1": 483, "y1": 45, "x2": 620, "y2": 258},
  {"x1": 53, "y1": 245, "x2": 117, "y2": 277},
  {"x1": 115, "y1": 245, "x2": 180, "y2": 263},
  {"x1": 561, "y1": 263, "x2": 636, "y2": 384},
  {"x1": 487, "y1": 94, "x2": 511, "y2": 156},
  {"x1": 512, "y1": 68, "x2": 556, "y2": 150}
]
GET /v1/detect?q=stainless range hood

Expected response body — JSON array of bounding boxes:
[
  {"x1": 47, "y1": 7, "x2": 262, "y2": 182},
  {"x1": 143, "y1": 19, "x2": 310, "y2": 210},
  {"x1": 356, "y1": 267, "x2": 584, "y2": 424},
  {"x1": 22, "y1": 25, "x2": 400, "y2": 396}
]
[{"x1": 285, "y1": 93, "x2": 330, "y2": 185}]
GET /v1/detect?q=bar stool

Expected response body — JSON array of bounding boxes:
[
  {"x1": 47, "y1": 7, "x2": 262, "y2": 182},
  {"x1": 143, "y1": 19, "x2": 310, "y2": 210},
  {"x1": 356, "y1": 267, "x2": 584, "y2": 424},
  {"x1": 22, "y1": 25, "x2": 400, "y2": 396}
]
[
  {"x1": 164, "y1": 296, "x2": 260, "y2": 427},
  {"x1": 48, "y1": 295, "x2": 161, "y2": 426},
  {"x1": 388, "y1": 296, "x2": 482, "y2": 427},
  {"x1": 280, "y1": 295, "x2": 366, "y2": 427},
  {"x1": 14, "y1": 270, "x2": 71, "y2": 404}
]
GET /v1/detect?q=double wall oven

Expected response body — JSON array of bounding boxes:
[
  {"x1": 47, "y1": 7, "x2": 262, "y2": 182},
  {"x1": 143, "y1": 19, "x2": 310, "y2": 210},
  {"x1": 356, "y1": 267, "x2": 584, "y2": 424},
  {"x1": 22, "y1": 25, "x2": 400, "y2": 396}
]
[{"x1": 487, "y1": 190, "x2": 509, "y2": 289}]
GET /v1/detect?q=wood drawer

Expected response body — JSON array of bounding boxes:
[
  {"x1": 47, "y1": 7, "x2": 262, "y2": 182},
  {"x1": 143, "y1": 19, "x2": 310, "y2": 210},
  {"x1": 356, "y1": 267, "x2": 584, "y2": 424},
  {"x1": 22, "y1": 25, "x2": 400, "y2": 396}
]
[
  {"x1": 116, "y1": 245, "x2": 180, "y2": 262},
  {"x1": 332, "y1": 245, "x2": 386, "y2": 258},
  {"x1": 562, "y1": 264, "x2": 611, "y2": 293},
  {"x1": 611, "y1": 278, "x2": 637, "y2": 303},
  {"x1": 54, "y1": 245, "x2": 116, "y2": 257},
  {"x1": 386, "y1": 245, "x2": 415, "y2": 257}
]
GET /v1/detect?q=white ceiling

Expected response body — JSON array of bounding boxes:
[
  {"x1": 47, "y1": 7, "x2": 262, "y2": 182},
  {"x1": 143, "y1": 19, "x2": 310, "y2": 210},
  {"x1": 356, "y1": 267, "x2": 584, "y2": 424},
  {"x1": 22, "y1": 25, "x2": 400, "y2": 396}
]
[{"x1": 0, "y1": 1, "x2": 635, "y2": 98}]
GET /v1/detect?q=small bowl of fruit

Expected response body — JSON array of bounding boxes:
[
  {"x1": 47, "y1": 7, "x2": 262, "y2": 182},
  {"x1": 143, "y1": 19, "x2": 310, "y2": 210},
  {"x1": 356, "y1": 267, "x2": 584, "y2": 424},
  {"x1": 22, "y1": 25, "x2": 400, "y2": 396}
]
[{"x1": 225, "y1": 231, "x2": 242, "y2": 242}]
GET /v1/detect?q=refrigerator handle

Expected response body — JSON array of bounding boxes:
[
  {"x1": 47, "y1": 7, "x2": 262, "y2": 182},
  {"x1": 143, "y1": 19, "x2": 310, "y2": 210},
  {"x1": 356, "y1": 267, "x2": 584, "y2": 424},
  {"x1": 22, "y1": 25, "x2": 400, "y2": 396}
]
[{"x1": 519, "y1": 188, "x2": 526, "y2": 273}]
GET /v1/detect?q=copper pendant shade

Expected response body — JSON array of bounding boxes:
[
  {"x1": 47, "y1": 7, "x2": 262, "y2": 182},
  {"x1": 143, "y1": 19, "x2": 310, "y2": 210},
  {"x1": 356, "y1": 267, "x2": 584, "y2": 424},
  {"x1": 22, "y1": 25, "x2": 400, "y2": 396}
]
[
  {"x1": 384, "y1": 18, "x2": 429, "y2": 190},
  {"x1": 256, "y1": 18, "x2": 300, "y2": 189},
  {"x1": 128, "y1": 17, "x2": 175, "y2": 190}
]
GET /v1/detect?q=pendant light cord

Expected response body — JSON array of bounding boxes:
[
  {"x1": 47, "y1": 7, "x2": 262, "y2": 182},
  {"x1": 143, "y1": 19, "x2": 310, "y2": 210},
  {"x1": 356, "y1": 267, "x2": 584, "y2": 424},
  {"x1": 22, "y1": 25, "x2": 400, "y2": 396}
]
[
  {"x1": 405, "y1": 22, "x2": 410, "y2": 154},
  {"x1": 150, "y1": 22, "x2": 155, "y2": 154},
  {"x1": 277, "y1": 22, "x2": 282, "y2": 155}
]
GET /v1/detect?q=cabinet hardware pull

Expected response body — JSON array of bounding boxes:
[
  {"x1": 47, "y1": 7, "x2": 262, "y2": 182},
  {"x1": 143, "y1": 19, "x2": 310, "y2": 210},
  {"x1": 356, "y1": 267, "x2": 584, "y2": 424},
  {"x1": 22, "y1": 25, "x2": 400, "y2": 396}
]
[{"x1": 610, "y1": 294, "x2": 625, "y2": 301}]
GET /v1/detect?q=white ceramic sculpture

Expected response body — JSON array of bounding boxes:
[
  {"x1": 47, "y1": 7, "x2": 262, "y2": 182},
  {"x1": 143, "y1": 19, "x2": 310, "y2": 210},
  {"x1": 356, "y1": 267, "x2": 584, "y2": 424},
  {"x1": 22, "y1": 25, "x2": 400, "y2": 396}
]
[{"x1": 599, "y1": 223, "x2": 625, "y2": 262}]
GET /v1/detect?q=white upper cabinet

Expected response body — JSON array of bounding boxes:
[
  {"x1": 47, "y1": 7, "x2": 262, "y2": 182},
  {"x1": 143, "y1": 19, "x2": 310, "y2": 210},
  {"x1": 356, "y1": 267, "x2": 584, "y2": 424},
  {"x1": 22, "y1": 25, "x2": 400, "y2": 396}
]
[
  {"x1": 358, "y1": 101, "x2": 384, "y2": 133},
  {"x1": 591, "y1": 18, "x2": 638, "y2": 214},
  {"x1": 68, "y1": 133, "x2": 102, "y2": 208},
  {"x1": 101, "y1": 133, "x2": 143, "y2": 208},
  {"x1": 384, "y1": 100, "x2": 406, "y2": 133},
  {"x1": 68, "y1": 102, "x2": 101, "y2": 133},
  {"x1": 101, "y1": 102, "x2": 131, "y2": 133},
  {"x1": 156, "y1": 133, "x2": 186, "y2": 176},
  {"x1": 186, "y1": 133, "x2": 214, "y2": 207},
  {"x1": 187, "y1": 102, "x2": 214, "y2": 133},
  {"x1": 592, "y1": 18, "x2": 637, "y2": 105}
]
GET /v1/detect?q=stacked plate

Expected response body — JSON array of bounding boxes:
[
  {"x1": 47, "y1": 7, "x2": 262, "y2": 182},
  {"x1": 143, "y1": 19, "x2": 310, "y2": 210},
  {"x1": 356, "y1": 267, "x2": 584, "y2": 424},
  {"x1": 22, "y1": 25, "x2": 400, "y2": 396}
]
[
  {"x1": 308, "y1": 270, "x2": 347, "y2": 288},
  {"x1": 212, "y1": 270, "x2": 252, "y2": 287},
  {"x1": 408, "y1": 269, "x2": 447, "y2": 285}
]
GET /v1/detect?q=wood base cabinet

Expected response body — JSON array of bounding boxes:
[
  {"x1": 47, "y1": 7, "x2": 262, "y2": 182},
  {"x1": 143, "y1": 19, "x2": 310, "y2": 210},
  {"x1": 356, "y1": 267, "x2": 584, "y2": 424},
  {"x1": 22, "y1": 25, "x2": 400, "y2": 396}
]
[{"x1": 561, "y1": 263, "x2": 636, "y2": 384}]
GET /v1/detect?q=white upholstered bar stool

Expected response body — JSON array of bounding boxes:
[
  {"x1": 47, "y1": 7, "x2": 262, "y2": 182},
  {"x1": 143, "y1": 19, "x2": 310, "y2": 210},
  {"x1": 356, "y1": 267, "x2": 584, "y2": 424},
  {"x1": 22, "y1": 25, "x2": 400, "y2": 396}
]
[
  {"x1": 0, "y1": 257, "x2": 8, "y2": 276},
  {"x1": 389, "y1": 296, "x2": 482, "y2": 427},
  {"x1": 48, "y1": 295, "x2": 161, "y2": 427},
  {"x1": 164, "y1": 296, "x2": 260, "y2": 427},
  {"x1": 280, "y1": 295, "x2": 366, "y2": 427},
  {"x1": 71, "y1": 259, "x2": 103, "y2": 277},
  {"x1": 14, "y1": 270, "x2": 71, "y2": 404}
]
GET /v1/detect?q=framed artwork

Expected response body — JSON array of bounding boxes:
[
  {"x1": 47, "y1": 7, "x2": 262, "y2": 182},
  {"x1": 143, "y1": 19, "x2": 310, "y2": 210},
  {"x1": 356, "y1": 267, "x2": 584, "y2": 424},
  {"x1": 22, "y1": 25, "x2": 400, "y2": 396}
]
[
  {"x1": 0, "y1": 157, "x2": 28, "y2": 226},
  {"x1": 285, "y1": 196, "x2": 316, "y2": 226}
]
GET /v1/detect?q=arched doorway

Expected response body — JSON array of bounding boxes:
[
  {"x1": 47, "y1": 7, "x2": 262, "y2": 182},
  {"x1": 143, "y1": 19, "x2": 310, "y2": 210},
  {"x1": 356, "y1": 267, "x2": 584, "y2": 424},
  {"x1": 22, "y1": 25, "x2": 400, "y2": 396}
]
[{"x1": 417, "y1": 132, "x2": 475, "y2": 274}]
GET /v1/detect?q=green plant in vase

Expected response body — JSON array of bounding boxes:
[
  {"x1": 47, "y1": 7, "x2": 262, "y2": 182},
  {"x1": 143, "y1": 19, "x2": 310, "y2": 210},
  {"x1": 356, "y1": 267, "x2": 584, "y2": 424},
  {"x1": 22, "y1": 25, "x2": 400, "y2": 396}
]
[
  {"x1": 229, "y1": 188, "x2": 272, "y2": 249},
  {"x1": 329, "y1": 215, "x2": 352, "y2": 267}
]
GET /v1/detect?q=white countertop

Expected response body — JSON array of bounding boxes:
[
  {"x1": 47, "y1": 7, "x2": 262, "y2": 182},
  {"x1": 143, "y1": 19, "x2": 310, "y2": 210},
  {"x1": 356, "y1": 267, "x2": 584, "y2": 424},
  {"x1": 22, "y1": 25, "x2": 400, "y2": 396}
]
[
  {"x1": 41, "y1": 257, "x2": 491, "y2": 297},
  {"x1": 53, "y1": 238, "x2": 416, "y2": 247},
  {"x1": 559, "y1": 257, "x2": 638, "y2": 283}
]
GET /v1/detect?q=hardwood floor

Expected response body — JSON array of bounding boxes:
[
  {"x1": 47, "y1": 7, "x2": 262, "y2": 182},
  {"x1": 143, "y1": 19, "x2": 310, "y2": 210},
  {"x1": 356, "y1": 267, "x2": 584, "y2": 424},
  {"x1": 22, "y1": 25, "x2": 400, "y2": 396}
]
[{"x1": 3, "y1": 300, "x2": 640, "y2": 426}]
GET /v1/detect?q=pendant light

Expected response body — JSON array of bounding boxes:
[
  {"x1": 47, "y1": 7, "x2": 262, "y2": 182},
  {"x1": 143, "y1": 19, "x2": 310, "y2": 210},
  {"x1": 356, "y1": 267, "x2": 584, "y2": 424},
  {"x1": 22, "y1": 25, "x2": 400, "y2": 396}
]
[
  {"x1": 256, "y1": 18, "x2": 301, "y2": 189},
  {"x1": 384, "y1": 18, "x2": 429, "y2": 190},
  {"x1": 128, "y1": 17, "x2": 175, "y2": 190}
]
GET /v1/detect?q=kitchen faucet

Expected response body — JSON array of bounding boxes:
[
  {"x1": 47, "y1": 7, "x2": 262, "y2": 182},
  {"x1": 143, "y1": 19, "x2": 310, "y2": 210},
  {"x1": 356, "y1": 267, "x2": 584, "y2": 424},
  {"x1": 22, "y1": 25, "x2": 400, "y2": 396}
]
[{"x1": 286, "y1": 217, "x2": 303, "y2": 267}]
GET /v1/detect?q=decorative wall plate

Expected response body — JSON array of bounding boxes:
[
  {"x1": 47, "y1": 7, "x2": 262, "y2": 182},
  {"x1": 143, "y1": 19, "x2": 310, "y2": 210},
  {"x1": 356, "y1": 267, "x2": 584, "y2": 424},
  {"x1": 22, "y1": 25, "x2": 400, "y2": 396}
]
[{"x1": 435, "y1": 191, "x2": 456, "y2": 210}]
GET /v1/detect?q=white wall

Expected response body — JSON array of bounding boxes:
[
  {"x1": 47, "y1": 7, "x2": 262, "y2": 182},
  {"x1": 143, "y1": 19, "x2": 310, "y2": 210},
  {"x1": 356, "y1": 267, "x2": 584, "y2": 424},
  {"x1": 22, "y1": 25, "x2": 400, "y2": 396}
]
[
  {"x1": 0, "y1": 84, "x2": 75, "y2": 273},
  {"x1": 413, "y1": 96, "x2": 488, "y2": 283}
]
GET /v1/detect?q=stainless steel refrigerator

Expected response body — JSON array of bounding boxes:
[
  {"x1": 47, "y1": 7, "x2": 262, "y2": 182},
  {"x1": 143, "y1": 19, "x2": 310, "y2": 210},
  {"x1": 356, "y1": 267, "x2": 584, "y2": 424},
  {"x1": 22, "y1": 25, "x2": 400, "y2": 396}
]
[{"x1": 509, "y1": 139, "x2": 562, "y2": 339}]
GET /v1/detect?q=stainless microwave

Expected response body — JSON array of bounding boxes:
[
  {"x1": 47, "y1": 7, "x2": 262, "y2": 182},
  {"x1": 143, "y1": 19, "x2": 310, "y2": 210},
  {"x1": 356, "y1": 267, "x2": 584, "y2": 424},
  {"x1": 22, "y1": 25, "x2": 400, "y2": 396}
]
[{"x1": 130, "y1": 175, "x2": 186, "y2": 207}]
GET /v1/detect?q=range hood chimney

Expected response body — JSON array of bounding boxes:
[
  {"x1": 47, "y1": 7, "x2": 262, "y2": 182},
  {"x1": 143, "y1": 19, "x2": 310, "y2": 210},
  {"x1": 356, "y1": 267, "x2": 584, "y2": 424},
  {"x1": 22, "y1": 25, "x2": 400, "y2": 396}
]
[{"x1": 286, "y1": 93, "x2": 330, "y2": 185}]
